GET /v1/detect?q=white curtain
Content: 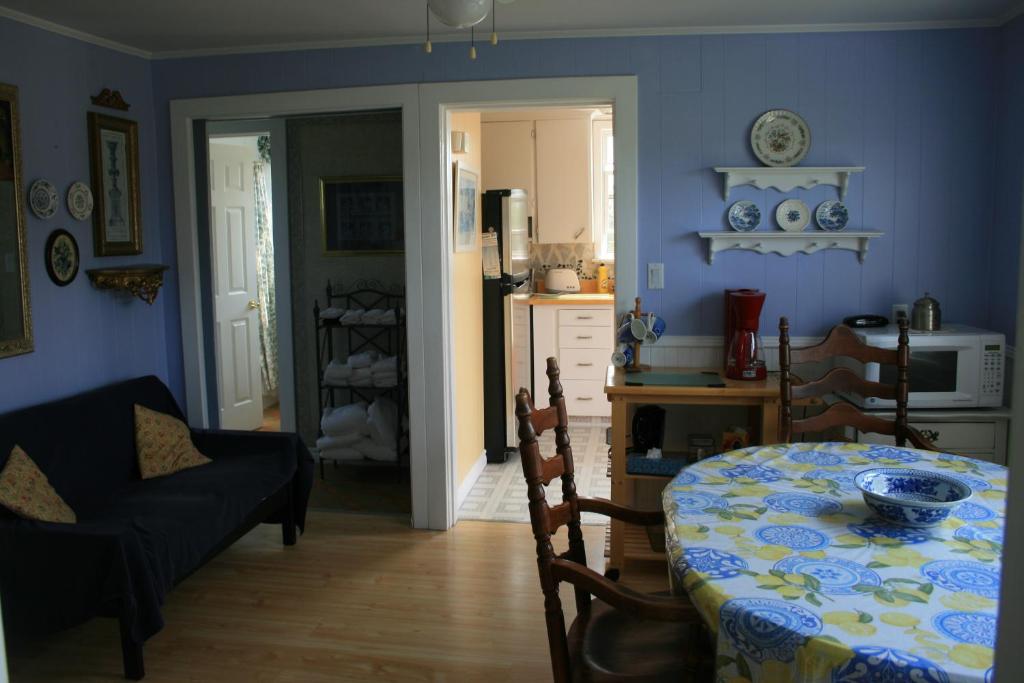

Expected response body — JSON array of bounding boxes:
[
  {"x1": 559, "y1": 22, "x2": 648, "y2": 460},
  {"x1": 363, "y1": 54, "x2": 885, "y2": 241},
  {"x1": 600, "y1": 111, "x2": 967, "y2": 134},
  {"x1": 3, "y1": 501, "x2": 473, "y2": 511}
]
[{"x1": 253, "y1": 139, "x2": 278, "y2": 395}]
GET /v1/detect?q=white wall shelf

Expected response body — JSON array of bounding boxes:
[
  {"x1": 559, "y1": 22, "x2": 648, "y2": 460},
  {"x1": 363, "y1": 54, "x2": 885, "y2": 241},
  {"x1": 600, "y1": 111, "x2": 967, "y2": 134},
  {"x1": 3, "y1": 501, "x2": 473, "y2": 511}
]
[
  {"x1": 714, "y1": 166, "x2": 866, "y2": 201},
  {"x1": 697, "y1": 231, "x2": 883, "y2": 264}
]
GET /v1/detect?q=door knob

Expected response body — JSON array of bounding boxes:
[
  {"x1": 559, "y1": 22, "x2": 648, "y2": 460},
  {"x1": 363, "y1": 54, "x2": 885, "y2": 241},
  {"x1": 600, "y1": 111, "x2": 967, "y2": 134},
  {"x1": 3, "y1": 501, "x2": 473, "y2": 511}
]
[{"x1": 247, "y1": 300, "x2": 260, "y2": 310}]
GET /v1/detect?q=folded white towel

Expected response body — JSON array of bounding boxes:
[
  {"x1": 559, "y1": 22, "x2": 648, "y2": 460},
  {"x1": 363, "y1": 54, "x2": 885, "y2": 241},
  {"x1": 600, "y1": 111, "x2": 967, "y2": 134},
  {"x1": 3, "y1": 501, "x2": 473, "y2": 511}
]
[
  {"x1": 353, "y1": 438, "x2": 397, "y2": 462},
  {"x1": 321, "y1": 403, "x2": 370, "y2": 437},
  {"x1": 371, "y1": 356, "x2": 398, "y2": 373},
  {"x1": 340, "y1": 309, "x2": 365, "y2": 325},
  {"x1": 323, "y1": 360, "x2": 353, "y2": 383},
  {"x1": 378, "y1": 309, "x2": 397, "y2": 325},
  {"x1": 316, "y1": 433, "x2": 362, "y2": 450},
  {"x1": 318, "y1": 446, "x2": 364, "y2": 462},
  {"x1": 368, "y1": 397, "x2": 398, "y2": 447},
  {"x1": 362, "y1": 309, "x2": 387, "y2": 324},
  {"x1": 348, "y1": 351, "x2": 379, "y2": 369},
  {"x1": 319, "y1": 307, "x2": 345, "y2": 320}
]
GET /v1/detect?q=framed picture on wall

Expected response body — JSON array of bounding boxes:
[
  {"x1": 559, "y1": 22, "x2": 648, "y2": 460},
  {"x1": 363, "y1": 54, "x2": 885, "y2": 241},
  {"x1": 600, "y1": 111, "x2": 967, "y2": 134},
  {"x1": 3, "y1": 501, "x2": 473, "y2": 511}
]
[
  {"x1": 88, "y1": 112, "x2": 142, "y2": 256},
  {"x1": 453, "y1": 161, "x2": 478, "y2": 253},
  {"x1": 320, "y1": 176, "x2": 404, "y2": 255}
]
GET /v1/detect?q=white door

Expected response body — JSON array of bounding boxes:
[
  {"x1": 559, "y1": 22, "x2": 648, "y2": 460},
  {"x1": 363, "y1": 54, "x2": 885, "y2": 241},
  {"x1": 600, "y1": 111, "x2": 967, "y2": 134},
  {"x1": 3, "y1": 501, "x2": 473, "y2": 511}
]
[{"x1": 209, "y1": 140, "x2": 263, "y2": 430}]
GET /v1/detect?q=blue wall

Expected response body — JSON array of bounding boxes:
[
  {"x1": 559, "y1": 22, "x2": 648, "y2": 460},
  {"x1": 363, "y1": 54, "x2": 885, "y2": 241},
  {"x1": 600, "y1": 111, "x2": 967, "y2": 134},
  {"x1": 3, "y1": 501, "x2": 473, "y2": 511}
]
[{"x1": 0, "y1": 18, "x2": 169, "y2": 413}]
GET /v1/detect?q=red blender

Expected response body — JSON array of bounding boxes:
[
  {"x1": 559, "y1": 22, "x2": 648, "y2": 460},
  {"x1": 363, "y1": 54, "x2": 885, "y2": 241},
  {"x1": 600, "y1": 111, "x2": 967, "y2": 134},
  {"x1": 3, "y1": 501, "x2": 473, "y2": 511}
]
[{"x1": 724, "y1": 289, "x2": 767, "y2": 381}]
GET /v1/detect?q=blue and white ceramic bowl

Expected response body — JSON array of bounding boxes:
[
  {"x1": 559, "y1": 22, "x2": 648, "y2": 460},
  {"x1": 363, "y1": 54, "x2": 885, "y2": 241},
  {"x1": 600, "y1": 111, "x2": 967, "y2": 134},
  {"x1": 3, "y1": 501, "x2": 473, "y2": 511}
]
[
  {"x1": 854, "y1": 468, "x2": 972, "y2": 528},
  {"x1": 728, "y1": 200, "x2": 761, "y2": 232},
  {"x1": 815, "y1": 200, "x2": 849, "y2": 231}
]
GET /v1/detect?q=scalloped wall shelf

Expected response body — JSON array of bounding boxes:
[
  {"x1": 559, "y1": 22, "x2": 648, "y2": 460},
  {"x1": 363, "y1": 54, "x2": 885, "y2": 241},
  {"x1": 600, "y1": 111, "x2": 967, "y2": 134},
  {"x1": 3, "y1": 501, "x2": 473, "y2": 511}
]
[
  {"x1": 714, "y1": 166, "x2": 865, "y2": 201},
  {"x1": 697, "y1": 231, "x2": 882, "y2": 264},
  {"x1": 86, "y1": 264, "x2": 169, "y2": 305}
]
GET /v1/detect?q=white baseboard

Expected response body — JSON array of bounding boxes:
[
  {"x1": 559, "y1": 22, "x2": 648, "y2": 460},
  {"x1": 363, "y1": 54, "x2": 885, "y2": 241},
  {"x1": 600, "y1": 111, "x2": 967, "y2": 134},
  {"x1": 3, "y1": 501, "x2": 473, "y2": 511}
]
[{"x1": 455, "y1": 449, "x2": 488, "y2": 510}]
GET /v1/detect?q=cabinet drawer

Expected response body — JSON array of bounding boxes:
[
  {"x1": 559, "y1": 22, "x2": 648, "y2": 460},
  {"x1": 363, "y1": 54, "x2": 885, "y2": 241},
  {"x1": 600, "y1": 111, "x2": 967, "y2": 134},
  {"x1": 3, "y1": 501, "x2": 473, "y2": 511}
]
[
  {"x1": 559, "y1": 348, "x2": 611, "y2": 379},
  {"x1": 558, "y1": 308, "x2": 614, "y2": 328},
  {"x1": 560, "y1": 325, "x2": 613, "y2": 349},
  {"x1": 858, "y1": 422, "x2": 995, "y2": 451},
  {"x1": 561, "y1": 379, "x2": 610, "y2": 417}
]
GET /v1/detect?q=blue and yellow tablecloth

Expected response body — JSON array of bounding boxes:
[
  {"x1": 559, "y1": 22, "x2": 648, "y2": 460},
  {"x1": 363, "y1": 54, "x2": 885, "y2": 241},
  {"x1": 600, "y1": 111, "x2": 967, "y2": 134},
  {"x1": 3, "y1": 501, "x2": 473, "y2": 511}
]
[{"x1": 662, "y1": 442, "x2": 1005, "y2": 683}]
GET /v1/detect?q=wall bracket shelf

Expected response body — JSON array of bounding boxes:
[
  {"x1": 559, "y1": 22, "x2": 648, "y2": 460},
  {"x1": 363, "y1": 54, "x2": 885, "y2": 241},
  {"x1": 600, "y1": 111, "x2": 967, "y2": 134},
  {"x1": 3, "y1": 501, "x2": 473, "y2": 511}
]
[
  {"x1": 86, "y1": 265, "x2": 169, "y2": 305},
  {"x1": 697, "y1": 231, "x2": 882, "y2": 264},
  {"x1": 714, "y1": 166, "x2": 865, "y2": 201}
]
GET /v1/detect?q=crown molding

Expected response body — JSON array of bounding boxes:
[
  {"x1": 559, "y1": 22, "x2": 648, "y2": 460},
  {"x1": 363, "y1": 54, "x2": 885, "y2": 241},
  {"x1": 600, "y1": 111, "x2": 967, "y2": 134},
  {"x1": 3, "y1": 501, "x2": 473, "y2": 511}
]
[
  {"x1": 0, "y1": 6, "x2": 1014, "y2": 62},
  {"x1": 0, "y1": 6, "x2": 151, "y2": 59}
]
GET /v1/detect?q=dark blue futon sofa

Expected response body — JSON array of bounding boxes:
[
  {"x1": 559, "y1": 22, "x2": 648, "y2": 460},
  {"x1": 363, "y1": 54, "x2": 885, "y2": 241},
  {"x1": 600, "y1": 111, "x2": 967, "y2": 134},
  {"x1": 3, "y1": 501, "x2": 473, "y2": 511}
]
[{"x1": 0, "y1": 376, "x2": 313, "y2": 679}]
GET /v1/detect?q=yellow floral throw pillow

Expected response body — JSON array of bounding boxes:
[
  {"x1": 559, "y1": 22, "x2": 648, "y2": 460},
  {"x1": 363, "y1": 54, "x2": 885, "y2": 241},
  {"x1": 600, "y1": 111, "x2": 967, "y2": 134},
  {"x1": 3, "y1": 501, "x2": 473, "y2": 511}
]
[
  {"x1": 0, "y1": 445, "x2": 76, "y2": 523},
  {"x1": 134, "y1": 404, "x2": 212, "y2": 479}
]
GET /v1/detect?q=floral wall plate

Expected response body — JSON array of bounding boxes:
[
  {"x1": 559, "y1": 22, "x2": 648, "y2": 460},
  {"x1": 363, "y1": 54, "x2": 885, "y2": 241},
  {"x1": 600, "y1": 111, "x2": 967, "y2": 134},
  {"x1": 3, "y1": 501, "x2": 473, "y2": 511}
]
[
  {"x1": 750, "y1": 110, "x2": 811, "y2": 167},
  {"x1": 815, "y1": 200, "x2": 849, "y2": 231},
  {"x1": 66, "y1": 182, "x2": 94, "y2": 221},
  {"x1": 727, "y1": 200, "x2": 761, "y2": 232},
  {"x1": 776, "y1": 199, "x2": 810, "y2": 232},
  {"x1": 44, "y1": 228, "x2": 79, "y2": 286},
  {"x1": 28, "y1": 179, "x2": 58, "y2": 219}
]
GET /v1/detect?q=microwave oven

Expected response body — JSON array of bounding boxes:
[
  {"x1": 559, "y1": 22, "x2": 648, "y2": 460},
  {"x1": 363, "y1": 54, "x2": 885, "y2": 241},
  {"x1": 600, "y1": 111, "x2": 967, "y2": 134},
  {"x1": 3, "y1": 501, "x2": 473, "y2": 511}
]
[{"x1": 837, "y1": 324, "x2": 1005, "y2": 409}]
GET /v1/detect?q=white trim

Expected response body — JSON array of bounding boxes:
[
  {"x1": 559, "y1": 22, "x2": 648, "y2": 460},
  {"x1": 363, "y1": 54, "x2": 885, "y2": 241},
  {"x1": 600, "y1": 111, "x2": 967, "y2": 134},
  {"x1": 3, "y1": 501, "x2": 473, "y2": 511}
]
[
  {"x1": 169, "y1": 84, "x2": 426, "y2": 527},
  {"x1": 0, "y1": 7, "x2": 151, "y2": 59},
  {"x1": 455, "y1": 450, "x2": 488, "y2": 511}
]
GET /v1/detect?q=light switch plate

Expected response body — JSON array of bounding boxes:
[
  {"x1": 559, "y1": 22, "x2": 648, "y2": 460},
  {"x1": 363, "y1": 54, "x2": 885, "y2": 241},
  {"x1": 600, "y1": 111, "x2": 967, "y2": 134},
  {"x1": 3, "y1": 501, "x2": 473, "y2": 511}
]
[{"x1": 648, "y1": 263, "x2": 664, "y2": 290}]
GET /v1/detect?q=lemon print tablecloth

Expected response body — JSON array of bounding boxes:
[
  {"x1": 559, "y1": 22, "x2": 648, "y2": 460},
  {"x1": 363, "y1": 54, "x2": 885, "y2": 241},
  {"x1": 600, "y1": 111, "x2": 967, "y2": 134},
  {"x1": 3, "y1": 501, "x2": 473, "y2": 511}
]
[{"x1": 662, "y1": 442, "x2": 1004, "y2": 683}]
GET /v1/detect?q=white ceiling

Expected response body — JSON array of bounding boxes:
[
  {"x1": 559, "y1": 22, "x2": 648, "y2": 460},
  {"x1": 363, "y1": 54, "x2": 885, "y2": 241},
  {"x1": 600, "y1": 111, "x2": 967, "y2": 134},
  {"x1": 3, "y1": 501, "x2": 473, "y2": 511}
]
[{"x1": 1, "y1": 0, "x2": 1021, "y2": 58}]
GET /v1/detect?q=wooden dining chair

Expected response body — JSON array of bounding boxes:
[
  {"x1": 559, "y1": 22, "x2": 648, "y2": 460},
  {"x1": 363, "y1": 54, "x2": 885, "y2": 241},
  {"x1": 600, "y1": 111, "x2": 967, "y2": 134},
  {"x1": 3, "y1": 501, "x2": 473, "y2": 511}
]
[
  {"x1": 779, "y1": 317, "x2": 935, "y2": 449},
  {"x1": 515, "y1": 357, "x2": 712, "y2": 683}
]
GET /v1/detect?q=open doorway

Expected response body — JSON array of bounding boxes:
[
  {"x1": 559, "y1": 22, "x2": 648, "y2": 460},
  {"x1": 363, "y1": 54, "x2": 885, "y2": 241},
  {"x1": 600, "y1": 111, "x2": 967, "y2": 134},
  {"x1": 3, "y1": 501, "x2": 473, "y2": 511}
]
[{"x1": 452, "y1": 106, "x2": 617, "y2": 524}]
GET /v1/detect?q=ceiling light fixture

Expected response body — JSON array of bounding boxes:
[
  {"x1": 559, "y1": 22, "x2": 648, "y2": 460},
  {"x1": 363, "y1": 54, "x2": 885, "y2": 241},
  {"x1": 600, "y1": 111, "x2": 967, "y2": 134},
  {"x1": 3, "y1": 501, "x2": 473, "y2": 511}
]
[{"x1": 424, "y1": 0, "x2": 504, "y2": 60}]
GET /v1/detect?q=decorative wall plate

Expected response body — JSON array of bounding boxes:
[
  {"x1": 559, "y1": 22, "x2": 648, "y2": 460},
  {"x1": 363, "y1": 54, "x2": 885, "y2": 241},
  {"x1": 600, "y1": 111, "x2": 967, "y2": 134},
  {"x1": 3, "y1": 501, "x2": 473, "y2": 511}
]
[
  {"x1": 44, "y1": 228, "x2": 80, "y2": 286},
  {"x1": 750, "y1": 110, "x2": 811, "y2": 167},
  {"x1": 776, "y1": 199, "x2": 810, "y2": 232},
  {"x1": 727, "y1": 200, "x2": 761, "y2": 232},
  {"x1": 66, "y1": 182, "x2": 94, "y2": 221},
  {"x1": 815, "y1": 200, "x2": 849, "y2": 231},
  {"x1": 28, "y1": 179, "x2": 59, "y2": 219}
]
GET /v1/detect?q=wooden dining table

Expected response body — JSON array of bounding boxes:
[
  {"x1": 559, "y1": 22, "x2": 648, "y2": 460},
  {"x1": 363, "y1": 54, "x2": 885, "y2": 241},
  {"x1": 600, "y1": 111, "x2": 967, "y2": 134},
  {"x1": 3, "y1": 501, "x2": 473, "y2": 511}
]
[{"x1": 662, "y1": 442, "x2": 1004, "y2": 683}]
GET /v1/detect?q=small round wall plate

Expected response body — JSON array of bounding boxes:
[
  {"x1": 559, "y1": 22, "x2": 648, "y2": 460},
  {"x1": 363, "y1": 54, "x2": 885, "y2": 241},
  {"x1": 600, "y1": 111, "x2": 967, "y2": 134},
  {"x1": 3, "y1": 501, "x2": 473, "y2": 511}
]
[
  {"x1": 776, "y1": 199, "x2": 810, "y2": 232},
  {"x1": 29, "y1": 179, "x2": 59, "y2": 219},
  {"x1": 727, "y1": 200, "x2": 761, "y2": 232},
  {"x1": 67, "y1": 182, "x2": 94, "y2": 221},
  {"x1": 45, "y1": 228, "x2": 80, "y2": 286},
  {"x1": 751, "y1": 110, "x2": 811, "y2": 167},
  {"x1": 815, "y1": 200, "x2": 849, "y2": 231}
]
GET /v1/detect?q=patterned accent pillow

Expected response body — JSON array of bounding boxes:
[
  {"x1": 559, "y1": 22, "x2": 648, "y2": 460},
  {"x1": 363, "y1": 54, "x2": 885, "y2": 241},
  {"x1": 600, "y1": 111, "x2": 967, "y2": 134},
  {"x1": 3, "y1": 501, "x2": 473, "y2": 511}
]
[
  {"x1": 134, "y1": 404, "x2": 212, "y2": 479},
  {"x1": 0, "y1": 445, "x2": 76, "y2": 523}
]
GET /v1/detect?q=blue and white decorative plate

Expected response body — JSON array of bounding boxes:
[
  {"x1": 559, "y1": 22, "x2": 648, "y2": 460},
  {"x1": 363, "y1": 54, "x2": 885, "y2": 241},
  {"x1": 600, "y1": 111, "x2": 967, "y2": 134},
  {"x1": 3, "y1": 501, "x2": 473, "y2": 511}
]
[
  {"x1": 720, "y1": 463, "x2": 785, "y2": 482},
  {"x1": 669, "y1": 491, "x2": 729, "y2": 515},
  {"x1": 750, "y1": 110, "x2": 811, "y2": 167},
  {"x1": 804, "y1": 469, "x2": 859, "y2": 488},
  {"x1": 28, "y1": 179, "x2": 58, "y2": 219},
  {"x1": 953, "y1": 502, "x2": 996, "y2": 522},
  {"x1": 719, "y1": 597, "x2": 822, "y2": 663},
  {"x1": 932, "y1": 611, "x2": 997, "y2": 647},
  {"x1": 954, "y1": 525, "x2": 1004, "y2": 545},
  {"x1": 847, "y1": 519, "x2": 933, "y2": 545},
  {"x1": 679, "y1": 547, "x2": 749, "y2": 579},
  {"x1": 753, "y1": 525, "x2": 830, "y2": 550},
  {"x1": 772, "y1": 556, "x2": 881, "y2": 595},
  {"x1": 764, "y1": 493, "x2": 843, "y2": 517},
  {"x1": 787, "y1": 449, "x2": 844, "y2": 466},
  {"x1": 832, "y1": 647, "x2": 949, "y2": 683},
  {"x1": 920, "y1": 560, "x2": 1000, "y2": 598},
  {"x1": 775, "y1": 199, "x2": 810, "y2": 232},
  {"x1": 860, "y1": 446, "x2": 924, "y2": 463},
  {"x1": 728, "y1": 200, "x2": 761, "y2": 232},
  {"x1": 815, "y1": 200, "x2": 849, "y2": 231}
]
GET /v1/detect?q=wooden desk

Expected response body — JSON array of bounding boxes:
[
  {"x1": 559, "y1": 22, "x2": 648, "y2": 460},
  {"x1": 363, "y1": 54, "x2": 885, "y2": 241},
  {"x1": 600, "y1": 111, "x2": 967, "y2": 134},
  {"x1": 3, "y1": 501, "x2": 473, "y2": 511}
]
[{"x1": 603, "y1": 366, "x2": 784, "y2": 570}]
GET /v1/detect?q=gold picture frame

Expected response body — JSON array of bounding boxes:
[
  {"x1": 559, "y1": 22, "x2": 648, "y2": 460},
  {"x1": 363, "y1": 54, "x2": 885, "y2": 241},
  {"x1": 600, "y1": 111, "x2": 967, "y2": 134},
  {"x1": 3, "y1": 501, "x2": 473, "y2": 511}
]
[
  {"x1": 319, "y1": 175, "x2": 404, "y2": 255},
  {"x1": 0, "y1": 82, "x2": 33, "y2": 359},
  {"x1": 88, "y1": 112, "x2": 142, "y2": 256}
]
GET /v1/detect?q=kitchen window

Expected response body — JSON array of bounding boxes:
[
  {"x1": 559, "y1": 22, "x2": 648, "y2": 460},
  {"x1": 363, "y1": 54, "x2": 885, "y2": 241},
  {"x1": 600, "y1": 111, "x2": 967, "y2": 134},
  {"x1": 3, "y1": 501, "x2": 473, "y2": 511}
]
[{"x1": 592, "y1": 117, "x2": 614, "y2": 261}]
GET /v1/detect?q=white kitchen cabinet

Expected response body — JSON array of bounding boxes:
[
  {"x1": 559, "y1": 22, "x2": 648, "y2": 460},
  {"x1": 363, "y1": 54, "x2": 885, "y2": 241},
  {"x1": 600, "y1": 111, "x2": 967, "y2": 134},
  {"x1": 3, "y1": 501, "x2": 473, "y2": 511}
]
[
  {"x1": 847, "y1": 408, "x2": 1011, "y2": 466},
  {"x1": 481, "y1": 121, "x2": 536, "y2": 220},
  {"x1": 532, "y1": 302, "x2": 614, "y2": 417},
  {"x1": 535, "y1": 118, "x2": 593, "y2": 244}
]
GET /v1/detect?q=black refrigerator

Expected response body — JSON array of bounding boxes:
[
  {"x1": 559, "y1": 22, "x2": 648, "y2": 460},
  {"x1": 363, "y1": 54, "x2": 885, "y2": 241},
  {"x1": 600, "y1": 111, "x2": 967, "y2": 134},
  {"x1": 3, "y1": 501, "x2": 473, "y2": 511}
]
[{"x1": 482, "y1": 189, "x2": 531, "y2": 463}]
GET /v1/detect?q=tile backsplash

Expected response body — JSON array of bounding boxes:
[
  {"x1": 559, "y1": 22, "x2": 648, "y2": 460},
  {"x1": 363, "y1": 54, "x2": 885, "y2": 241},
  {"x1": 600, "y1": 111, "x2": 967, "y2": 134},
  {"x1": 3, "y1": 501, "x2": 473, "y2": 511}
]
[{"x1": 530, "y1": 242, "x2": 614, "y2": 281}]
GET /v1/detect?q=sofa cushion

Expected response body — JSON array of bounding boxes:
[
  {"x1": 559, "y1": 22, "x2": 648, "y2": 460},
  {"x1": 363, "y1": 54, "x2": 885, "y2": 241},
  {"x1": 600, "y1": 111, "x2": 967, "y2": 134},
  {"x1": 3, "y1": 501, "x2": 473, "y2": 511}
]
[
  {"x1": 134, "y1": 405, "x2": 211, "y2": 480},
  {"x1": 0, "y1": 446, "x2": 76, "y2": 523}
]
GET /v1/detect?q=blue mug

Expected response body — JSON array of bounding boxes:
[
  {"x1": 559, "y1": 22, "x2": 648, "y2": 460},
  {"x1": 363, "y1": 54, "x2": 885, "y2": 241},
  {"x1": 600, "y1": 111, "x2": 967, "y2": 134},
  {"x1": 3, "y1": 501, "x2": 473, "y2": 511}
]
[
  {"x1": 644, "y1": 315, "x2": 667, "y2": 344},
  {"x1": 618, "y1": 320, "x2": 644, "y2": 343},
  {"x1": 611, "y1": 345, "x2": 634, "y2": 368}
]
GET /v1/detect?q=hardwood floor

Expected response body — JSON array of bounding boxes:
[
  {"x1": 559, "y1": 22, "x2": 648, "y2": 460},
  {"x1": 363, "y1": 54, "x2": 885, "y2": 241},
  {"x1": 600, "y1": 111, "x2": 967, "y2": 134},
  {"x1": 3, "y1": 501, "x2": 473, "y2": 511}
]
[{"x1": 6, "y1": 512, "x2": 638, "y2": 682}]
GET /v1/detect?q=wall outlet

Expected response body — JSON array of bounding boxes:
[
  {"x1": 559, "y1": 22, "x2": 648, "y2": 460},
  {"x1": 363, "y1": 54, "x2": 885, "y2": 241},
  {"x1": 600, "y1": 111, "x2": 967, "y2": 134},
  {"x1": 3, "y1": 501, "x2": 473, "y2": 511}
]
[
  {"x1": 892, "y1": 303, "x2": 909, "y2": 321},
  {"x1": 648, "y1": 263, "x2": 664, "y2": 290}
]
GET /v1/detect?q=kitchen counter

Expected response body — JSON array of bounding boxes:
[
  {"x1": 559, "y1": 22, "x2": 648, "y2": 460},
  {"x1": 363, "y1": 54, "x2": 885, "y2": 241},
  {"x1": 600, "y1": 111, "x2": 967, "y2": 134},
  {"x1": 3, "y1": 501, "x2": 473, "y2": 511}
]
[{"x1": 527, "y1": 293, "x2": 615, "y2": 306}]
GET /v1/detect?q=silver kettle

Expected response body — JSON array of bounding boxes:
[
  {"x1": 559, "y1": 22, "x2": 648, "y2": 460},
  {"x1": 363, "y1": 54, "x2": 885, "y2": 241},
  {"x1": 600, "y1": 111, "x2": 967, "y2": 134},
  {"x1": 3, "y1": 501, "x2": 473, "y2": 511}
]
[{"x1": 911, "y1": 292, "x2": 941, "y2": 331}]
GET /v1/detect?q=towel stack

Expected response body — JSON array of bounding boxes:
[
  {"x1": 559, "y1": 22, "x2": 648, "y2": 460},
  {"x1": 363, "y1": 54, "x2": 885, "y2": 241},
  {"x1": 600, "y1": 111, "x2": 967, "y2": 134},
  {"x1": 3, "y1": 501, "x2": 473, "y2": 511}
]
[
  {"x1": 323, "y1": 359, "x2": 353, "y2": 385},
  {"x1": 362, "y1": 309, "x2": 398, "y2": 326},
  {"x1": 340, "y1": 309, "x2": 365, "y2": 325},
  {"x1": 370, "y1": 355, "x2": 399, "y2": 387},
  {"x1": 322, "y1": 351, "x2": 404, "y2": 388},
  {"x1": 316, "y1": 397, "x2": 401, "y2": 463},
  {"x1": 319, "y1": 307, "x2": 345, "y2": 320}
]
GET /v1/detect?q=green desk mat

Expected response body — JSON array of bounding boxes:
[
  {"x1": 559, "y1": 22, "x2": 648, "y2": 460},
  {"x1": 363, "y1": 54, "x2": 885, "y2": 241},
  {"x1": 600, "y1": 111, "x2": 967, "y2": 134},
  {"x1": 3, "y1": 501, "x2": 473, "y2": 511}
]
[{"x1": 624, "y1": 372, "x2": 725, "y2": 387}]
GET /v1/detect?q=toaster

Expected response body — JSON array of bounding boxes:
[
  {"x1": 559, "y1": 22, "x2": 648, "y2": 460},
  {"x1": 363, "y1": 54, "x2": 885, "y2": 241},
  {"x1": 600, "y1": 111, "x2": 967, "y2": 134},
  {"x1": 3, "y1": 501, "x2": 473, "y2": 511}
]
[{"x1": 544, "y1": 268, "x2": 581, "y2": 293}]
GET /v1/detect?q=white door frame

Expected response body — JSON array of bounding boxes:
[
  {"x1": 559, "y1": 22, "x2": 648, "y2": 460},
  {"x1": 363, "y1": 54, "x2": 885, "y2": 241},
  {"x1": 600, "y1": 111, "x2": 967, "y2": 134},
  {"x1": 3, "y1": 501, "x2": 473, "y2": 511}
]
[
  {"x1": 170, "y1": 77, "x2": 636, "y2": 531},
  {"x1": 418, "y1": 76, "x2": 638, "y2": 529}
]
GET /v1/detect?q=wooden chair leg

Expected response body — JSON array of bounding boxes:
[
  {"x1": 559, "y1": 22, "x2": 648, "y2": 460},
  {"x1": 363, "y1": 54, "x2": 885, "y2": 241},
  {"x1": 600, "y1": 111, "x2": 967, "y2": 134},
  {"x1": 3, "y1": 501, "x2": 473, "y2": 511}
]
[{"x1": 119, "y1": 615, "x2": 144, "y2": 680}]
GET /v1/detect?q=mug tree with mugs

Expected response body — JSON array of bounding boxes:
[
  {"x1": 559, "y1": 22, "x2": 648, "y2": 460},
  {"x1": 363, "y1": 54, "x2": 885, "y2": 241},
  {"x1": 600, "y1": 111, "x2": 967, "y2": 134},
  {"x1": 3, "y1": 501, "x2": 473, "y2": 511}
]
[{"x1": 611, "y1": 297, "x2": 665, "y2": 371}]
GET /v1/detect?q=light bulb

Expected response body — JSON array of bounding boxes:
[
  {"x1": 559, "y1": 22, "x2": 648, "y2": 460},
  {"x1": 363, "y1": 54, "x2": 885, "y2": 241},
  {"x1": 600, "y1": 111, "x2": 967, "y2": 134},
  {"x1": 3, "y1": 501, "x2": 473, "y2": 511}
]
[{"x1": 490, "y1": 32, "x2": 498, "y2": 46}]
